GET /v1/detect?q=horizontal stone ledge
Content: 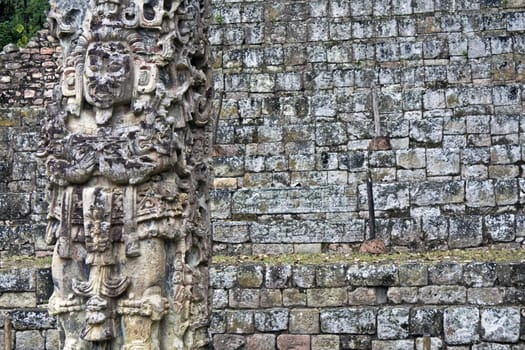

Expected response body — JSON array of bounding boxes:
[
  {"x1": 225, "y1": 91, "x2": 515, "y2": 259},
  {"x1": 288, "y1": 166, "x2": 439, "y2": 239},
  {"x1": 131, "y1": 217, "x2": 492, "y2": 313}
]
[
  {"x1": 231, "y1": 185, "x2": 357, "y2": 215},
  {"x1": 213, "y1": 219, "x2": 365, "y2": 244},
  {"x1": 211, "y1": 248, "x2": 525, "y2": 290}
]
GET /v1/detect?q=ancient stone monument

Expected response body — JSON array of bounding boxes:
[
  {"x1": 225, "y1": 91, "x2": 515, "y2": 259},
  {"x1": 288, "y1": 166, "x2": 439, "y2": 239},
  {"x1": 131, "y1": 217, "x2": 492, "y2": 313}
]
[{"x1": 39, "y1": 0, "x2": 213, "y2": 349}]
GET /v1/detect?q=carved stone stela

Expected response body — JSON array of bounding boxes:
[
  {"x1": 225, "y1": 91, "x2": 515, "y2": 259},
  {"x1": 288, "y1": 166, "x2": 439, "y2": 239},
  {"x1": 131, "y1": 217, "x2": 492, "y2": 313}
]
[{"x1": 40, "y1": 1, "x2": 212, "y2": 349}]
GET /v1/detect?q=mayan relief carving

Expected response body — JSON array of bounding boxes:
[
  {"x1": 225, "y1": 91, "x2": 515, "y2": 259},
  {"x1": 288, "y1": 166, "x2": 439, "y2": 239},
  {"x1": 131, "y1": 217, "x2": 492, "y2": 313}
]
[{"x1": 39, "y1": 0, "x2": 212, "y2": 349}]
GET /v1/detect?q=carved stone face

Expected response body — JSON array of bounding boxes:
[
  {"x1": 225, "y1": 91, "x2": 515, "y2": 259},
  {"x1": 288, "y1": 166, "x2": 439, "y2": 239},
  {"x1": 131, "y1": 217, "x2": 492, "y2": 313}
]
[{"x1": 83, "y1": 41, "x2": 133, "y2": 109}]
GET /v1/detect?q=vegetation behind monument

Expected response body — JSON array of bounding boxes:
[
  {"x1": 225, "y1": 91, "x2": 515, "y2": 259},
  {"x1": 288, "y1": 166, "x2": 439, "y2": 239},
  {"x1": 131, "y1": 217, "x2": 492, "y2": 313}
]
[{"x1": 0, "y1": 0, "x2": 49, "y2": 48}]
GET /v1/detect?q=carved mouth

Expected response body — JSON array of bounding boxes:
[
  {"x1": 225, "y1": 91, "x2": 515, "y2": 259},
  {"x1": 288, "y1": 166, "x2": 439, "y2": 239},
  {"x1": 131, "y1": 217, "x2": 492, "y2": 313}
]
[{"x1": 87, "y1": 83, "x2": 123, "y2": 107}]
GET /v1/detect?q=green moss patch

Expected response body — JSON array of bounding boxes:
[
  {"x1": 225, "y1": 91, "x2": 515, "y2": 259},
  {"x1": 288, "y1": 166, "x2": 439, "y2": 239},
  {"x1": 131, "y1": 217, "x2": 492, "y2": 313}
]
[
  {"x1": 0, "y1": 255, "x2": 51, "y2": 271},
  {"x1": 213, "y1": 248, "x2": 525, "y2": 265}
]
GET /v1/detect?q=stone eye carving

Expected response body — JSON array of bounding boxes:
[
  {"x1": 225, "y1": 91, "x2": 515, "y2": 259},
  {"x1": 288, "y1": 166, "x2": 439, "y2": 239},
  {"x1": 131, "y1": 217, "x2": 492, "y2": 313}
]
[
  {"x1": 61, "y1": 66, "x2": 83, "y2": 116},
  {"x1": 122, "y1": 1, "x2": 140, "y2": 28},
  {"x1": 136, "y1": 63, "x2": 158, "y2": 94},
  {"x1": 141, "y1": 0, "x2": 164, "y2": 28}
]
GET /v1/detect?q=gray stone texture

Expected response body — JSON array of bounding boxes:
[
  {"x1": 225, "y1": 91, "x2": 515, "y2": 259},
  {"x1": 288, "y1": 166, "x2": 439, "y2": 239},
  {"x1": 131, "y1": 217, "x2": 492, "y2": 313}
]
[
  {"x1": 480, "y1": 307, "x2": 520, "y2": 342},
  {"x1": 207, "y1": 0, "x2": 525, "y2": 254},
  {"x1": 444, "y1": 306, "x2": 480, "y2": 345},
  {"x1": 205, "y1": 260, "x2": 525, "y2": 349},
  {"x1": 320, "y1": 308, "x2": 376, "y2": 334},
  {"x1": 3, "y1": 0, "x2": 525, "y2": 348}
]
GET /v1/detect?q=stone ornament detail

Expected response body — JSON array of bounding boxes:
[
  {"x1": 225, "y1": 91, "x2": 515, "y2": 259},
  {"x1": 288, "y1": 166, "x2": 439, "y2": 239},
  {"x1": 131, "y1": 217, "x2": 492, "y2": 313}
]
[{"x1": 40, "y1": 0, "x2": 212, "y2": 349}]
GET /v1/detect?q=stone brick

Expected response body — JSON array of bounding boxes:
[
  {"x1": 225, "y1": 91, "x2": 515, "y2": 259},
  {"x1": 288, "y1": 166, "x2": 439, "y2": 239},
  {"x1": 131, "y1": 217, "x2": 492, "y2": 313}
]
[
  {"x1": 371, "y1": 183, "x2": 410, "y2": 211},
  {"x1": 443, "y1": 307, "x2": 480, "y2": 345},
  {"x1": 377, "y1": 307, "x2": 410, "y2": 339},
  {"x1": 0, "y1": 268, "x2": 35, "y2": 292},
  {"x1": 463, "y1": 263, "x2": 497, "y2": 287},
  {"x1": 427, "y1": 148, "x2": 461, "y2": 176},
  {"x1": 387, "y1": 287, "x2": 418, "y2": 304},
  {"x1": 247, "y1": 334, "x2": 276, "y2": 350},
  {"x1": 493, "y1": 85, "x2": 520, "y2": 105},
  {"x1": 410, "y1": 307, "x2": 443, "y2": 336},
  {"x1": 468, "y1": 287, "x2": 505, "y2": 305},
  {"x1": 347, "y1": 263, "x2": 398, "y2": 286},
  {"x1": 480, "y1": 308, "x2": 520, "y2": 342},
  {"x1": 422, "y1": 216, "x2": 449, "y2": 242},
  {"x1": 410, "y1": 119, "x2": 443, "y2": 144},
  {"x1": 372, "y1": 340, "x2": 415, "y2": 350},
  {"x1": 15, "y1": 330, "x2": 44, "y2": 350},
  {"x1": 415, "y1": 337, "x2": 442, "y2": 350},
  {"x1": 265, "y1": 265, "x2": 292, "y2": 288},
  {"x1": 237, "y1": 264, "x2": 264, "y2": 288},
  {"x1": 232, "y1": 186, "x2": 357, "y2": 215},
  {"x1": 490, "y1": 145, "x2": 521, "y2": 164},
  {"x1": 491, "y1": 115, "x2": 520, "y2": 134},
  {"x1": 307, "y1": 288, "x2": 347, "y2": 307},
  {"x1": 466, "y1": 180, "x2": 495, "y2": 207},
  {"x1": 259, "y1": 289, "x2": 282, "y2": 307},
  {"x1": 419, "y1": 286, "x2": 467, "y2": 304},
  {"x1": 213, "y1": 334, "x2": 246, "y2": 350},
  {"x1": 290, "y1": 308, "x2": 319, "y2": 334},
  {"x1": 283, "y1": 288, "x2": 306, "y2": 306},
  {"x1": 497, "y1": 263, "x2": 525, "y2": 287},
  {"x1": 213, "y1": 222, "x2": 250, "y2": 244},
  {"x1": 294, "y1": 244, "x2": 322, "y2": 254},
  {"x1": 0, "y1": 292, "x2": 36, "y2": 308},
  {"x1": 226, "y1": 310, "x2": 254, "y2": 333},
  {"x1": 254, "y1": 309, "x2": 289, "y2": 332},
  {"x1": 489, "y1": 165, "x2": 520, "y2": 178},
  {"x1": 396, "y1": 149, "x2": 425, "y2": 169},
  {"x1": 411, "y1": 181, "x2": 465, "y2": 206},
  {"x1": 210, "y1": 265, "x2": 237, "y2": 289},
  {"x1": 449, "y1": 216, "x2": 483, "y2": 249},
  {"x1": 340, "y1": 151, "x2": 367, "y2": 171},
  {"x1": 0, "y1": 193, "x2": 31, "y2": 219},
  {"x1": 473, "y1": 343, "x2": 512, "y2": 350},
  {"x1": 320, "y1": 308, "x2": 376, "y2": 334},
  {"x1": 210, "y1": 189, "x2": 232, "y2": 220},
  {"x1": 316, "y1": 264, "x2": 347, "y2": 287},
  {"x1": 277, "y1": 335, "x2": 310, "y2": 350},
  {"x1": 348, "y1": 287, "x2": 380, "y2": 305},
  {"x1": 495, "y1": 179, "x2": 518, "y2": 205},
  {"x1": 462, "y1": 165, "x2": 488, "y2": 179},
  {"x1": 212, "y1": 289, "x2": 228, "y2": 309},
  {"x1": 399, "y1": 263, "x2": 428, "y2": 286},
  {"x1": 340, "y1": 335, "x2": 372, "y2": 349},
  {"x1": 485, "y1": 214, "x2": 515, "y2": 242},
  {"x1": 293, "y1": 265, "x2": 316, "y2": 288},
  {"x1": 10, "y1": 309, "x2": 55, "y2": 330},
  {"x1": 229, "y1": 288, "x2": 260, "y2": 309},
  {"x1": 312, "y1": 335, "x2": 340, "y2": 350},
  {"x1": 209, "y1": 311, "x2": 225, "y2": 334},
  {"x1": 428, "y1": 262, "x2": 463, "y2": 284}
]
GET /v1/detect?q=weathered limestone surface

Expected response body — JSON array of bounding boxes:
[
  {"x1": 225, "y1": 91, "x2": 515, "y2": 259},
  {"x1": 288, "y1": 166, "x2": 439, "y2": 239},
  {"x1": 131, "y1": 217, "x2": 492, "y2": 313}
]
[
  {"x1": 210, "y1": 261, "x2": 525, "y2": 349},
  {"x1": 2, "y1": 2, "x2": 525, "y2": 258},
  {"x1": 39, "y1": 0, "x2": 213, "y2": 349},
  {"x1": 1, "y1": 0, "x2": 525, "y2": 349},
  {"x1": 209, "y1": 0, "x2": 525, "y2": 254}
]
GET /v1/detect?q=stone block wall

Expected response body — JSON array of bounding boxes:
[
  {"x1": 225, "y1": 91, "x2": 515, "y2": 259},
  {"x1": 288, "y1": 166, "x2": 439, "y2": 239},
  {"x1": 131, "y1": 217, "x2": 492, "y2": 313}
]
[
  {"x1": 0, "y1": 107, "x2": 49, "y2": 258},
  {"x1": 209, "y1": 0, "x2": 525, "y2": 255},
  {"x1": 1, "y1": 1, "x2": 525, "y2": 348},
  {"x1": 210, "y1": 261, "x2": 525, "y2": 349},
  {"x1": 0, "y1": 29, "x2": 60, "y2": 108},
  {"x1": 0, "y1": 28, "x2": 59, "y2": 259},
  {"x1": 0, "y1": 264, "x2": 56, "y2": 349}
]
